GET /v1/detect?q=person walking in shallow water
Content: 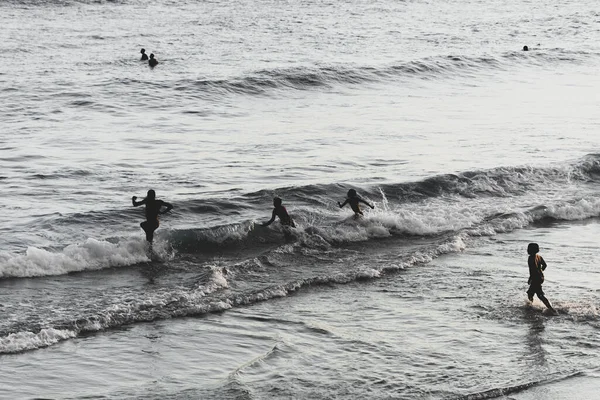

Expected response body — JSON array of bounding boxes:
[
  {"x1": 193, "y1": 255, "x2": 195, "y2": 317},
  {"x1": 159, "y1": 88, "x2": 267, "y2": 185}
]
[
  {"x1": 132, "y1": 189, "x2": 173, "y2": 243},
  {"x1": 140, "y1": 48, "x2": 148, "y2": 61},
  {"x1": 148, "y1": 53, "x2": 158, "y2": 67},
  {"x1": 338, "y1": 189, "x2": 374, "y2": 219},
  {"x1": 526, "y1": 242, "x2": 556, "y2": 313}
]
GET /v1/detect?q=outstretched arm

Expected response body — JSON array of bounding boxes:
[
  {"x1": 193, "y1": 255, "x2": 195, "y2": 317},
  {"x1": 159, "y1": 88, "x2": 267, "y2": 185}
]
[
  {"x1": 160, "y1": 201, "x2": 174, "y2": 214},
  {"x1": 262, "y1": 209, "x2": 276, "y2": 226},
  {"x1": 338, "y1": 199, "x2": 348, "y2": 208},
  {"x1": 360, "y1": 198, "x2": 375, "y2": 209},
  {"x1": 132, "y1": 196, "x2": 146, "y2": 207}
]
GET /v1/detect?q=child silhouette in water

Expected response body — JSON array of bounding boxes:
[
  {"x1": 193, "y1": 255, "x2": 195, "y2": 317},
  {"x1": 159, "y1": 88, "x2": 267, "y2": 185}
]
[
  {"x1": 132, "y1": 189, "x2": 173, "y2": 243},
  {"x1": 338, "y1": 189, "x2": 374, "y2": 218},
  {"x1": 148, "y1": 53, "x2": 158, "y2": 67},
  {"x1": 262, "y1": 197, "x2": 295, "y2": 228},
  {"x1": 526, "y1": 242, "x2": 556, "y2": 313}
]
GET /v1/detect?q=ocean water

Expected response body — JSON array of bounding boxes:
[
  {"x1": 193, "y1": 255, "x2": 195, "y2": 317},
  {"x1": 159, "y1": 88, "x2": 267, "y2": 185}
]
[{"x1": 1, "y1": 0, "x2": 600, "y2": 398}]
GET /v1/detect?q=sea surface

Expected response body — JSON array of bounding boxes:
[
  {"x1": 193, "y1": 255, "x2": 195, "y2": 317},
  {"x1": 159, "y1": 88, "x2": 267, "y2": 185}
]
[{"x1": 1, "y1": 0, "x2": 600, "y2": 398}]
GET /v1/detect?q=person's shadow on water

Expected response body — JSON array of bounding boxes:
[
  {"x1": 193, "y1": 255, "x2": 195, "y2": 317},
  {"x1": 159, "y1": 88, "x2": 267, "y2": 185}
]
[{"x1": 522, "y1": 307, "x2": 549, "y2": 368}]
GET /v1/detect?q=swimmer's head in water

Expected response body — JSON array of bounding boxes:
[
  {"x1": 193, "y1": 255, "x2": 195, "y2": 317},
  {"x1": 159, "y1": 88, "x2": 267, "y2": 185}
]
[
  {"x1": 527, "y1": 242, "x2": 539, "y2": 255},
  {"x1": 273, "y1": 197, "x2": 282, "y2": 207},
  {"x1": 141, "y1": 48, "x2": 146, "y2": 54},
  {"x1": 150, "y1": 53, "x2": 155, "y2": 59},
  {"x1": 523, "y1": 45, "x2": 529, "y2": 51},
  {"x1": 347, "y1": 189, "x2": 357, "y2": 198},
  {"x1": 147, "y1": 189, "x2": 156, "y2": 200}
]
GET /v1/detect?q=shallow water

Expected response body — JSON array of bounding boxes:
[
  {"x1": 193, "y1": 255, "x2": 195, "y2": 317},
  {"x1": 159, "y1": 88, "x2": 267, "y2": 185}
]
[
  {"x1": 1, "y1": 0, "x2": 600, "y2": 398},
  {"x1": 2, "y1": 222, "x2": 599, "y2": 399}
]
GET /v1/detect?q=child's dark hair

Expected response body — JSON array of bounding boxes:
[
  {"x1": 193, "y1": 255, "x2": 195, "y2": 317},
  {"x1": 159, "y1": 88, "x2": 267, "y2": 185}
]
[
  {"x1": 273, "y1": 197, "x2": 282, "y2": 207},
  {"x1": 527, "y1": 243, "x2": 539, "y2": 255}
]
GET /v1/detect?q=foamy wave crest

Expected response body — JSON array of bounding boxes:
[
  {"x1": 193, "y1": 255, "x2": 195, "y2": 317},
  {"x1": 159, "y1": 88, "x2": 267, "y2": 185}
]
[
  {"x1": 545, "y1": 197, "x2": 600, "y2": 221},
  {"x1": 0, "y1": 267, "x2": 231, "y2": 354},
  {"x1": 166, "y1": 195, "x2": 596, "y2": 257},
  {"x1": 0, "y1": 238, "x2": 150, "y2": 278},
  {"x1": 297, "y1": 209, "x2": 473, "y2": 246},
  {"x1": 0, "y1": 328, "x2": 76, "y2": 354},
  {"x1": 392, "y1": 235, "x2": 467, "y2": 270}
]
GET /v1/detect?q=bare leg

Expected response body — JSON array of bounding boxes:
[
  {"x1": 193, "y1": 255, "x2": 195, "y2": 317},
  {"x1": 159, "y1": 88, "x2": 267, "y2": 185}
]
[
  {"x1": 538, "y1": 293, "x2": 555, "y2": 312},
  {"x1": 140, "y1": 221, "x2": 155, "y2": 242},
  {"x1": 526, "y1": 285, "x2": 535, "y2": 302}
]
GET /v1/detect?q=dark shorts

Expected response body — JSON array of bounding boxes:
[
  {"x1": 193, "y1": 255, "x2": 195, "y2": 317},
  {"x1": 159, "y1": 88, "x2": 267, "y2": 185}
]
[
  {"x1": 141, "y1": 219, "x2": 159, "y2": 232},
  {"x1": 527, "y1": 282, "x2": 545, "y2": 299}
]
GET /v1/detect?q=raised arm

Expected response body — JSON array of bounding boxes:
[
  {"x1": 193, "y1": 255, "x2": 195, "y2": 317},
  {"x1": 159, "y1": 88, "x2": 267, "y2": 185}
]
[
  {"x1": 160, "y1": 201, "x2": 174, "y2": 214},
  {"x1": 262, "y1": 209, "x2": 276, "y2": 226},
  {"x1": 132, "y1": 196, "x2": 146, "y2": 207}
]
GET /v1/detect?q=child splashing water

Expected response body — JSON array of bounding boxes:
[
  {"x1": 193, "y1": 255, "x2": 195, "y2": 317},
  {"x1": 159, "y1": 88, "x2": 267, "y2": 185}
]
[
  {"x1": 338, "y1": 189, "x2": 374, "y2": 219},
  {"x1": 261, "y1": 197, "x2": 296, "y2": 241}
]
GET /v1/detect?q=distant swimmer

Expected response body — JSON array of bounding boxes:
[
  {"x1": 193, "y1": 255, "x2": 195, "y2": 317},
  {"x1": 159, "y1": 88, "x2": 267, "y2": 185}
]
[
  {"x1": 140, "y1": 48, "x2": 148, "y2": 61},
  {"x1": 261, "y1": 197, "x2": 295, "y2": 228},
  {"x1": 149, "y1": 53, "x2": 158, "y2": 67},
  {"x1": 526, "y1": 243, "x2": 556, "y2": 313},
  {"x1": 522, "y1": 45, "x2": 529, "y2": 51},
  {"x1": 338, "y1": 189, "x2": 374, "y2": 219},
  {"x1": 132, "y1": 189, "x2": 173, "y2": 243}
]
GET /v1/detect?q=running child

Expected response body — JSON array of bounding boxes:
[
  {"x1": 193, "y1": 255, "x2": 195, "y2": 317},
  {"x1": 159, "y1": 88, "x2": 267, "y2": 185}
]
[
  {"x1": 132, "y1": 189, "x2": 173, "y2": 242},
  {"x1": 526, "y1": 242, "x2": 556, "y2": 313},
  {"x1": 338, "y1": 189, "x2": 374, "y2": 218}
]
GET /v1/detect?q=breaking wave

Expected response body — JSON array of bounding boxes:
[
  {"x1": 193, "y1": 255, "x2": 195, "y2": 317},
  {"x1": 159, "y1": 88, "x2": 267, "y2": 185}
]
[{"x1": 3, "y1": 155, "x2": 600, "y2": 279}]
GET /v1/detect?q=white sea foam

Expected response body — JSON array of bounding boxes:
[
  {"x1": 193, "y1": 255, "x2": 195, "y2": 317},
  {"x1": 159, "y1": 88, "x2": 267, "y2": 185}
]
[
  {"x1": 192, "y1": 266, "x2": 230, "y2": 297},
  {"x1": 0, "y1": 238, "x2": 150, "y2": 278},
  {"x1": 545, "y1": 197, "x2": 600, "y2": 221},
  {"x1": 356, "y1": 268, "x2": 381, "y2": 279},
  {"x1": 0, "y1": 328, "x2": 77, "y2": 354},
  {"x1": 556, "y1": 301, "x2": 600, "y2": 320}
]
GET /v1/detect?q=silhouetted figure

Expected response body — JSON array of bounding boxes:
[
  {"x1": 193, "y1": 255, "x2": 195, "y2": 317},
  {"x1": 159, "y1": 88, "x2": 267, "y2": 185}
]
[
  {"x1": 338, "y1": 189, "x2": 374, "y2": 219},
  {"x1": 262, "y1": 197, "x2": 295, "y2": 228},
  {"x1": 261, "y1": 197, "x2": 295, "y2": 241},
  {"x1": 140, "y1": 48, "x2": 148, "y2": 61},
  {"x1": 522, "y1": 45, "x2": 529, "y2": 51},
  {"x1": 132, "y1": 189, "x2": 173, "y2": 243},
  {"x1": 526, "y1": 243, "x2": 555, "y2": 313},
  {"x1": 149, "y1": 53, "x2": 158, "y2": 67}
]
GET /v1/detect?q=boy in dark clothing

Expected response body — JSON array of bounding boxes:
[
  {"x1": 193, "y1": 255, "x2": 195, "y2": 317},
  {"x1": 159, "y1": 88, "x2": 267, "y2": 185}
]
[
  {"x1": 132, "y1": 189, "x2": 173, "y2": 242},
  {"x1": 338, "y1": 189, "x2": 374, "y2": 219},
  {"x1": 526, "y1": 242, "x2": 555, "y2": 313},
  {"x1": 262, "y1": 197, "x2": 295, "y2": 228},
  {"x1": 149, "y1": 53, "x2": 158, "y2": 67}
]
